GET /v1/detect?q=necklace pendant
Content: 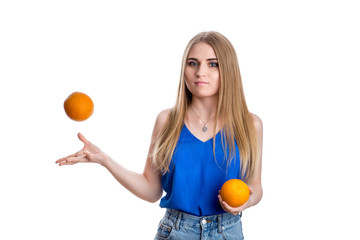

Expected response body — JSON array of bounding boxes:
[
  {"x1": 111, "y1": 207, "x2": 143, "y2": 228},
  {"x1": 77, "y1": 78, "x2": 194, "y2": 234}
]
[{"x1": 202, "y1": 125, "x2": 208, "y2": 132}]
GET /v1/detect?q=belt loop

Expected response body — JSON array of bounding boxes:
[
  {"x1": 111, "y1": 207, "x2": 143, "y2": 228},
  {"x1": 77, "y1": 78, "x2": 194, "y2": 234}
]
[
  {"x1": 217, "y1": 214, "x2": 222, "y2": 233},
  {"x1": 175, "y1": 211, "x2": 182, "y2": 231}
]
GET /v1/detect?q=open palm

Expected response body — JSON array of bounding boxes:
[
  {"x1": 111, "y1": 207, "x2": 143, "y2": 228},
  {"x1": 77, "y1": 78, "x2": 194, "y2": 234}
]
[{"x1": 56, "y1": 133, "x2": 108, "y2": 166}]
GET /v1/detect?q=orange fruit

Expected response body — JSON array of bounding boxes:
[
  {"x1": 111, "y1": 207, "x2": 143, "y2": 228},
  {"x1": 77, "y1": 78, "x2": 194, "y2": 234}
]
[
  {"x1": 64, "y1": 92, "x2": 94, "y2": 121},
  {"x1": 220, "y1": 179, "x2": 250, "y2": 207}
]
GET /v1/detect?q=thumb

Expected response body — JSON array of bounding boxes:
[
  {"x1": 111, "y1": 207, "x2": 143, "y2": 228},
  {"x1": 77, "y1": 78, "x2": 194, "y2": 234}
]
[{"x1": 78, "y1": 132, "x2": 89, "y2": 144}]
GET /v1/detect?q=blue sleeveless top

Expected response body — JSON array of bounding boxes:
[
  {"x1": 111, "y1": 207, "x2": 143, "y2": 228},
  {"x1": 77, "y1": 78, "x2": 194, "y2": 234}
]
[{"x1": 159, "y1": 124, "x2": 242, "y2": 217}]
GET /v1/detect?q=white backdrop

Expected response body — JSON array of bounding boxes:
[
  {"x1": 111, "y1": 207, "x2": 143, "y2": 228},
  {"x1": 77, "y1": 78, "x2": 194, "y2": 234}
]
[{"x1": 1, "y1": 0, "x2": 359, "y2": 239}]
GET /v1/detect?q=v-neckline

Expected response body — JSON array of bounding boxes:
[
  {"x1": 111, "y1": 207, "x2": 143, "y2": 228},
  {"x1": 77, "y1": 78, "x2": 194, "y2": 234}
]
[{"x1": 183, "y1": 123, "x2": 222, "y2": 143}]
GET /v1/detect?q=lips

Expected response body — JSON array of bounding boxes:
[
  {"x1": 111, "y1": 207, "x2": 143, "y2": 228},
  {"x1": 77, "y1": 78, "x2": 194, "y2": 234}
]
[{"x1": 195, "y1": 81, "x2": 208, "y2": 85}]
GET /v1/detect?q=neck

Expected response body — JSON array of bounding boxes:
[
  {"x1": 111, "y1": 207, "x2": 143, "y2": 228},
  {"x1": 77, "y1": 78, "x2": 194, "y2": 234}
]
[{"x1": 189, "y1": 97, "x2": 218, "y2": 120}]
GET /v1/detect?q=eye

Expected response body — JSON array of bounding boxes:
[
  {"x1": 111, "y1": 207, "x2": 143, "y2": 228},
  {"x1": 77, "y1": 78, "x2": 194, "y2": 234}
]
[
  {"x1": 187, "y1": 61, "x2": 198, "y2": 67},
  {"x1": 209, "y1": 62, "x2": 219, "y2": 67}
]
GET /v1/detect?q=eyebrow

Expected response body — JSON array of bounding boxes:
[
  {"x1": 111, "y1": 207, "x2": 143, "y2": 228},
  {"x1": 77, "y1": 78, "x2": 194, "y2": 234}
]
[{"x1": 187, "y1": 57, "x2": 218, "y2": 61}]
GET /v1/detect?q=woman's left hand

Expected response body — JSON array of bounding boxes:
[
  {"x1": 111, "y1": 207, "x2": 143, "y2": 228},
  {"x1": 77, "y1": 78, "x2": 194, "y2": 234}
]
[{"x1": 218, "y1": 187, "x2": 254, "y2": 215}]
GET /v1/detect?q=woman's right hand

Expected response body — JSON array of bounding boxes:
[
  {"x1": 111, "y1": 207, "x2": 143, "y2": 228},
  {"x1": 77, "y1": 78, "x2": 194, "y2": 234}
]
[{"x1": 56, "y1": 133, "x2": 109, "y2": 167}]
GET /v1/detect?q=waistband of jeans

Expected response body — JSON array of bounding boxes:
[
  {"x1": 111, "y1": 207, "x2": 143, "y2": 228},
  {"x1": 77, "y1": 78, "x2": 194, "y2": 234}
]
[{"x1": 165, "y1": 208, "x2": 241, "y2": 230}]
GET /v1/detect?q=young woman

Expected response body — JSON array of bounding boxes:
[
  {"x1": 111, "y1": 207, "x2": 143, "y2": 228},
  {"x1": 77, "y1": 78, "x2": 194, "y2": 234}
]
[{"x1": 56, "y1": 31, "x2": 263, "y2": 240}]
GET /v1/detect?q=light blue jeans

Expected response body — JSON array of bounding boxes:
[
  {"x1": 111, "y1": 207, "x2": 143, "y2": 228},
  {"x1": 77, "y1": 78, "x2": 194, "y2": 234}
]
[{"x1": 154, "y1": 209, "x2": 244, "y2": 240}]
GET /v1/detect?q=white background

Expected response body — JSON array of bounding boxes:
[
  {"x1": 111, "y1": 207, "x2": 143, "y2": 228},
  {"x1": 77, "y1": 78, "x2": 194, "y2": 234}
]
[{"x1": 1, "y1": 0, "x2": 359, "y2": 239}]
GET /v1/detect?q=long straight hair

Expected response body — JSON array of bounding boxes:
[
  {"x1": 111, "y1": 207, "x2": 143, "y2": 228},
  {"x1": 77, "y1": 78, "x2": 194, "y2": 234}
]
[{"x1": 152, "y1": 31, "x2": 259, "y2": 183}]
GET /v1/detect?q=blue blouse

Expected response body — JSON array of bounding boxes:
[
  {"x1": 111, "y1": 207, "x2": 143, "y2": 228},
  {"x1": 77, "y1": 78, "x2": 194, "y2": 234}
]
[{"x1": 159, "y1": 124, "x2": 242, "y2": 216}]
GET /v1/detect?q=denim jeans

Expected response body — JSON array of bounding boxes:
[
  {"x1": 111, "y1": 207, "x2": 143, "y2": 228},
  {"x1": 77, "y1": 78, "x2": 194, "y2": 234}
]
[{"x1": 154, "y1": 209, "x2": 244, "y2": 240}]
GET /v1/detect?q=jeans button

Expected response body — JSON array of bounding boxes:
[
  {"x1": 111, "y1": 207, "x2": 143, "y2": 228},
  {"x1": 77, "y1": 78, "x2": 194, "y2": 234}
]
[{"x1": 201, "y1": 219, "x2": 207, "y2": 225}]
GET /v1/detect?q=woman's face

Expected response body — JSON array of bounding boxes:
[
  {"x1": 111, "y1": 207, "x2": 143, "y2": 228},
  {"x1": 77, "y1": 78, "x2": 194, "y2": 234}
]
[{"x1": 184, "y1": 42, "x2": 220, "y2": 100}]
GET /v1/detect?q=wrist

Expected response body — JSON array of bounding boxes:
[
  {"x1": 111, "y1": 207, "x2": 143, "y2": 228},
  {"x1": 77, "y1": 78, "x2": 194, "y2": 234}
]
[{"x1": 100, "y1": 154, "x2": 112, "y2": 168}]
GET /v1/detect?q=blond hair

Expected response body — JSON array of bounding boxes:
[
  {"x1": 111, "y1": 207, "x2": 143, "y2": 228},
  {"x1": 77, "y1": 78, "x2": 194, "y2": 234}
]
[{"x1": 152, "y1": 31, "x2": 259, "y2": 183}]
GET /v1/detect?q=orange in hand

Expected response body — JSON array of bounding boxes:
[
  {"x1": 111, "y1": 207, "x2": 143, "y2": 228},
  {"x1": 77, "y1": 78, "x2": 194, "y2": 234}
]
[
  {"x1": 64, "y1": 92, "x2": 94, "y2": 121},
  {"x1": 220, "y1": 179, "x2": 250, "y2": 207}
]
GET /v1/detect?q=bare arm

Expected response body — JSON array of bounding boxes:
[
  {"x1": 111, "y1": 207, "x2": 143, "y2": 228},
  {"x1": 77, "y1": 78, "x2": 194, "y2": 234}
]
[
  {"x1": 246, "y1": 113, "x2": 263, "y2": 207},
  {"x1": 218, "y1": 113, "x2": 263, "y2": 215},
  {"x1": 101, "y1": 110, "x2": 169, "y2": 202},
  {"x1": 56, "y1": 109, "x2": 170, "y2": 203}
]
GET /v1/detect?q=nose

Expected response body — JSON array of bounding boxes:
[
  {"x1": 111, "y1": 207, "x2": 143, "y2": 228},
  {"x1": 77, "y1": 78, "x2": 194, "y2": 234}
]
[{"x1": 196, "y1": 63, "x2": 207, "y2": 77}]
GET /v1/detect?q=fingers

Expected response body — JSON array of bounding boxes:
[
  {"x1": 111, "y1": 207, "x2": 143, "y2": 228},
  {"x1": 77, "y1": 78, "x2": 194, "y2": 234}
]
[
  {"x1": 55, "y1": 152, "x2": 78, "y2": 164},
  {"x1": 55, "y1": 150, "x2": 92, "y2": 166},
  {"x1": 56, "y1": 154, "x2": 90, "y2": 166},
  {"x1": 55, "y1": 149, "x2": 83, "y2": 163},
  {"x1": 218, "y1": 191, "x2": 243, "y2": 216}
]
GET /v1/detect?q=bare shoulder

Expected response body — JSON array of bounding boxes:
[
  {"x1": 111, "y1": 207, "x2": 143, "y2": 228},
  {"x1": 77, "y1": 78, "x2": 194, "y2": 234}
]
[
  {"x1": 153, "y1": 108, "x2": 172, "y2": 135},
  {"x1": 156, "y1": 108, "x2": 171, "y2": 126},
  {"x1": 250, "y1": 113, "x2": 263, "y2": 133}
]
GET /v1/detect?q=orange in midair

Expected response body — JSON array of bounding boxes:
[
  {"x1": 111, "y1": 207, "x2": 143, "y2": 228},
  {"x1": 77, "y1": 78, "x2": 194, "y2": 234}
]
[
  {"x1": 64, "y1": 92, "x2": 94, "y2": 121},
  {"x1": 220, "y1": 179, "x2": 250, "y2": 207}
]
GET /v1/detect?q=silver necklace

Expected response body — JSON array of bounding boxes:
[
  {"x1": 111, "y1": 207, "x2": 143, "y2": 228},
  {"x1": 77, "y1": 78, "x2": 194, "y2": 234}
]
[{"x1": 189, "y1": 106, "x2": 214, "y2": 132}]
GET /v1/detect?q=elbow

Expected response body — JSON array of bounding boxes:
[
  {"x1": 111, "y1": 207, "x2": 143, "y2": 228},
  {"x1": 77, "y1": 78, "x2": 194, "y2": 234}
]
[
  {"x1": 144, "y1": 190, "x2": 163, "y2": 203},
  {"x1": 147, "y1": 198, "x2": 160, "y2": 204},
  {"x1": 259, "y1": 188, "x2": 263, "y2": 203},
  {"x1": 257, "y1": 186, "x2": 263, "y2": 205},
  {"x1": 250, "y1": 183, "x2": 263, "y2": 206}
]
